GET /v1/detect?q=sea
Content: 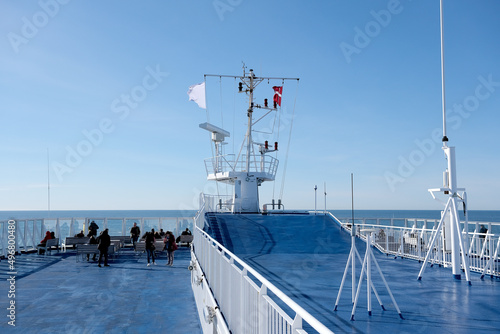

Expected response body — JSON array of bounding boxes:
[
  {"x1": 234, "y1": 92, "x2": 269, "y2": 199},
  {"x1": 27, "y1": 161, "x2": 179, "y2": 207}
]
[
  {"x1": 1, "y1": 209, "x2": 499, "y2": 222},
  {"x1": 0, "y1": 209, "x2": 498, "y2": 251},
  {"x1": 1, "y1": 209, "x2": 499, "y2": 225}
]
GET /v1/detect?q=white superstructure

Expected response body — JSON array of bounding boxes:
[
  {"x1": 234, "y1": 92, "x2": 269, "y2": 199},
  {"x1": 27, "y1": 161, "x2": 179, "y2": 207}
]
[{"x1": 200, "y1": 67, "x2": 298, "y2": 213}]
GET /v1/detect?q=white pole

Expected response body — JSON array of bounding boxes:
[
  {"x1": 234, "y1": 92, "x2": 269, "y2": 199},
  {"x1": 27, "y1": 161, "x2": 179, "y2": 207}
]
[
  {"x1": 324, "y1": 182, "x2": 327, "y2": 214},
  {"x1": 314, "y1": 185, "x2": 317, "y2": 215},
  {"x1": 440, "y1": 0, "x2": 448, "y2": 144},
  {"x1": 351, "y1": 173, "x2": 355, "y2": 302},
  {"x1": 47, "y1": 148, "x2": 51, "y2": 215}
]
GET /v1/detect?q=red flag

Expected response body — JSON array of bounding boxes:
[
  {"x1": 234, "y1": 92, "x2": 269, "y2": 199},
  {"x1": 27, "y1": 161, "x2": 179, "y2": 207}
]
[{"x1": 273, "y1": 86, "x2": 283, "y2": 107}]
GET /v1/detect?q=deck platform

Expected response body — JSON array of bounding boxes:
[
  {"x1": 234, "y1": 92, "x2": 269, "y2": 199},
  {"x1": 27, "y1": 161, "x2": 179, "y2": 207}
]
[
  {"x1": 210, "y1": 213, "x2": 500, "y2": 333},
  {"x1": 0, "y1": 247, "x2": 201, "y2": 333}
]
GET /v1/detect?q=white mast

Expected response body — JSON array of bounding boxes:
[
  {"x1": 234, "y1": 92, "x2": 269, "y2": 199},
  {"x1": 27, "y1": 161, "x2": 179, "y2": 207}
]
[
  {"x1": 200, "y1": 67, "x2": 299, "y2": 213},
  {"x1": 418, "y1": 0, "x2": 470, "y2": 283}
]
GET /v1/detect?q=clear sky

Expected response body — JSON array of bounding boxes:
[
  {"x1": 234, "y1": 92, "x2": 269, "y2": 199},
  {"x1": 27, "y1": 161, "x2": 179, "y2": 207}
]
[{"x1": 1, "y1": 0, "x2": 499, "y2": 211}]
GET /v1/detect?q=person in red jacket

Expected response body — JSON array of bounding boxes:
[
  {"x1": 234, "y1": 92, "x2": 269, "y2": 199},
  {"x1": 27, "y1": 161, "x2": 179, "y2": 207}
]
[{"x1": 37, "y1": 231, "x2": 52, "y2": 254}]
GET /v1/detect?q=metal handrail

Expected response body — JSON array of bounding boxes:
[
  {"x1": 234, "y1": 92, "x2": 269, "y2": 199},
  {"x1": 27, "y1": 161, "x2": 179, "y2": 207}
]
[
  {"x1": 193, "y1": 224, "x2": 334, "y2": 334},
  {"x1": 327, "y1": 213, "x2": 499, "y2": 278},
  {"x1": 204, "y1": 153, "x2": 279, "y2": 176}
]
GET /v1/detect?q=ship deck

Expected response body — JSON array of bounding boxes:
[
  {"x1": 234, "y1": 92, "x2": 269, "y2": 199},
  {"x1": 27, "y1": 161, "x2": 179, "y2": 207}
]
[
  {"x1": 209, "y1": 213, "x2": 500, "y2": 333},
  {"x1": 0, "y1": 247, "x2": 201, "y2": 333}
]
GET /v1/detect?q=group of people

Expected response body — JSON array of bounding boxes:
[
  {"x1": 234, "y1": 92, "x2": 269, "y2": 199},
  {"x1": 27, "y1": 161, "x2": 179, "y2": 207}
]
[
  {"x1": 38, "y1": 220, "x2": 190, "y2": 268},
  {"x1": 82, "y1": 221, "x2": 111, "y2": 267},
  {"x1": 143, "y1": 228, "x2": 178, "y2": 267},
  {"x1": 130, "y1": 222, "x2": 188, "y2": 267}
]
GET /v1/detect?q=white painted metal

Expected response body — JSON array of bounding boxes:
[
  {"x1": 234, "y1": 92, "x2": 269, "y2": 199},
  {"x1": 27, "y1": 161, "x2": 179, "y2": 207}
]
[
  {"x1": 349, "y1": 230, "x2": 402, "y2": 320},
  {"x1": 329, "y1": 214, "x2": 499, "y2": 278},
  {"x1": 201, "y1": 69, "x2": 298, "y2": 213},
  {"x1": 0, "y1": 216, "x2": 194, "y2": 256},
  {"x1": 334, "y1": 232, "x2": 362, "y2": 311},
  {"x1": 427, "y1": 0, "x2": 471, "y2": 282}
]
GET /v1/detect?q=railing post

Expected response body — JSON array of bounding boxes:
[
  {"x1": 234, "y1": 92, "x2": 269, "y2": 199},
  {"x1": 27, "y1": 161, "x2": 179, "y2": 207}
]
[
  {"x1": 259, "y1": 285, "x2": 268, "y2": 333},
  {"x1": 240, "y1": 268, "x2": 247, "y2": 333},
  {"x1": 291, "y1": 314, "x2": 303, "y2": 332}
]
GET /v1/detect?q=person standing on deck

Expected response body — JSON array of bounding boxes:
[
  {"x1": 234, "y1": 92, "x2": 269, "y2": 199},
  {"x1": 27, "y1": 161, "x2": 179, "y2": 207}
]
[
  {"x1": 87, "y1": 232, "x2": 98, "y2": 262},
  {"x1": 130, "y1": 222, "x2": 141, "y2": 249},
  {"x1": 89, "y1": 220, "x2": 99, "y2": 237},
  {"x1": 479, "y1": 225, "x2": 488, "y2": 240},
  {"x1": 165, "y1": 232, "x2": 177, "y2": 266},
  {"x1": 97, "y1": 229, "x2": 111, "y2": 267},
  {"x1": 145, "y1": 229, "x2": 157, "y2": 267}
]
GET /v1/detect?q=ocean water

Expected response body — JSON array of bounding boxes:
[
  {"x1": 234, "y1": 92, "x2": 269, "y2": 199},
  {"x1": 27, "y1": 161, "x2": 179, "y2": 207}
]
[
  {"x1": 0, "y1": 210, "x2": 197, "y2": 221},
  {"x1": 0, "y1": 209, "x2": 498, "y2": 249},
  {"x1": 1, "y1": 209, "x2": 499, "y2": 222},
  {"x1": 330, "y1": 209, "x2": 500, "y2": 223}
]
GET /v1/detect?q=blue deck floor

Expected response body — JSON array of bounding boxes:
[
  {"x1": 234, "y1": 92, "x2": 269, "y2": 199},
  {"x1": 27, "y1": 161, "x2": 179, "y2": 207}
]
[
  {"x1": 0, "y1": 247, "x2": 201, "y2": 334},
  {"x1": 212, "y1": 213, "x2": 500, "y2": 334}
]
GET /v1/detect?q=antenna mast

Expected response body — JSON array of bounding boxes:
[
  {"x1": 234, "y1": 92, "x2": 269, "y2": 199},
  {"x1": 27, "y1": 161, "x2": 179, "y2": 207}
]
[
  {"x1": 201, "y1": 68, "x2": 299, "y2": 213},
  {"x1": 418, "y1": 0, "x2": 470, "y2": 283},
  {"x1": 440, "y1": 0, "x2": 448, "y2": 144},
  {"x1": 47, "y1": 148, "x2": 51, "y2": 214}
]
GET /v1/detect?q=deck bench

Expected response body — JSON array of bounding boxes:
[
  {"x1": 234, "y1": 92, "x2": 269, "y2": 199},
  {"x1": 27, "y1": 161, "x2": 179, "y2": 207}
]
[
  {"x1": 110, "y1": 240, "x2": 122, "y2": 255},
  {"x1": 133, "y1": 241, "x2": 164, "y2": 257},
  {"x1": 134, "y1": 242, "x2": 146, "y2": 252},
  {"x1": 179, "y1": 235, "x2": 194, "y2": 246},
  {"x1": 76, "y1": 244, "x2": 99, "y2": 262},
  {"x1": 110, "y1": 236, "x2": 132, "y2": 247},
  {"x1": 63, "y1": 237, "x2": 90, "y2": 252},
  {"x1": 37, "y1": 238, "x2": 59, "y2": 255},
  {"x1": 76, "y1": 244, "x2": 117, "y2": 262}
]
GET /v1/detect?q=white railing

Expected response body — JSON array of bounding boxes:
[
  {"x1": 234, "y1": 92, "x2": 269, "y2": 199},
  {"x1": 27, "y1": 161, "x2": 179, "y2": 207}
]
[
  {"x1": 0, "y1": 217, "x2": 194, "y2": 257},
  {"x1": 328, "y1": 213, "x2": 500, "y2": 278},
  {"x1": 192, "y1": 212, "x2": 334, "y2": 334},
  {"x1": 198, "y1": 193, "x2": 234, "y2": 214},
  {"x1": 204, "y1": 153, "x2": 279, "y2": 178}
]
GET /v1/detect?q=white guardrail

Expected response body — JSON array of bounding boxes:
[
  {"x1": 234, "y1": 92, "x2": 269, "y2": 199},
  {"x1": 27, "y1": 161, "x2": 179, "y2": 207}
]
[
  {"x1": 192, "y1": 227, "x2": 333, "y2": 333},
  {"x1": 0, "y1": 217, "x2": 193, "y2": 257},
  {"x1": 328, "y1": 213, "x2": 500, "y2": 278},
  {"x1": 191, "y1": 194, "x2": 333, "y2": 334}
]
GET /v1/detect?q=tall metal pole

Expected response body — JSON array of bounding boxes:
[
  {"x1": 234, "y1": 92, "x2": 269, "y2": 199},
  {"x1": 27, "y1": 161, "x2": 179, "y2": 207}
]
[
  {"x1": 419, "y1": 0, "x2": 470, "y2": 283},
  {"x1": 47, "y1": 148, "x2": 51, "y2": 215},
  {"x1": 324, "y1": 182, "x2": 327, "y2": 214},
  {"x1": 440, "y1": 0, "x2": 448, "y2": 144},
  {"x1": 351, "y1": 173, "x2": 355, "y2": 302},
  {"x1": 245, "y1": 69, "x2": 254, "y2": 173},
  {"x1": 314, "y1": 185, "x2": 317, "y2": 215}
]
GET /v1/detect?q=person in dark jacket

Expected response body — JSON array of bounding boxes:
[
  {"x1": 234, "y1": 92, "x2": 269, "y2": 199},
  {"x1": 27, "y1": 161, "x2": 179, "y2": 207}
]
[
  {"x1": 165, "y1": 232, "x2": 177, "y2": 266},
  {"x1": 89, "y1": 220, "x2": 99, "y2": 237},
  {"x1": 130, "y1": 222, "x2": 140, "y2": 249},
  {"x1": 87, "y1": 232, "x2": 98, "y2": 262},
  {"x1": 97, "y1": 229, "x2": 111, "y2": 267},
  {"x1": 145, "y1": 230, "x2": 156, "y2": 267}
]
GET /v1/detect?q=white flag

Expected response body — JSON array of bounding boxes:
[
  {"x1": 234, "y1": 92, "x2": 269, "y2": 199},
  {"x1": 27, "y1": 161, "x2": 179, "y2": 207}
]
[{"x1": 187, "y1": 82, "x2": 206, "y2": 109}]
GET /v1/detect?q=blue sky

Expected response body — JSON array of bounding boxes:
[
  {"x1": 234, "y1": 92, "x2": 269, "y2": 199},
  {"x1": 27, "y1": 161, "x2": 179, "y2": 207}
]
[{"x1": 1, "y1": 0, "x2": 499, "y2": 211}]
